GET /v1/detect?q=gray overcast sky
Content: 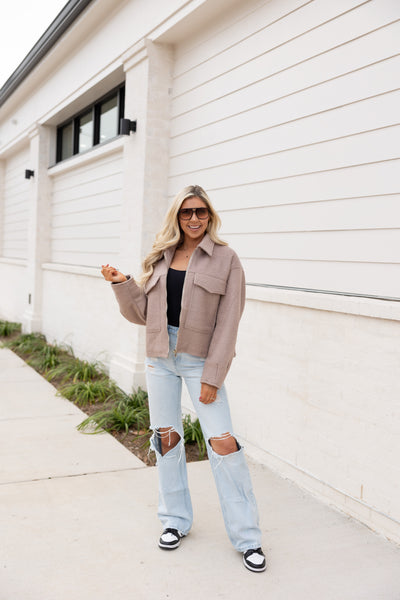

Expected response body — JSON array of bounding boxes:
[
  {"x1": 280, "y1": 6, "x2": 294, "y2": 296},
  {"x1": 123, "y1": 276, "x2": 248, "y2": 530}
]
[{"x1": 0, "y1": 0, "x2": 68, "y2": 88}]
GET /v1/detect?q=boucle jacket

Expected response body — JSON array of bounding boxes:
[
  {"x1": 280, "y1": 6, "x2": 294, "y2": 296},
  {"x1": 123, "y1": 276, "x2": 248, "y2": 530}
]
[{"x1": 111, "y1": 234, "x2": 245, "y2": 389}]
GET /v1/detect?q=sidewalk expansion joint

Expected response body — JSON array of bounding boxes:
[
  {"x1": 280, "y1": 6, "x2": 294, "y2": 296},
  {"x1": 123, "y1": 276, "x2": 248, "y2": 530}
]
[
  {"x1": 0, "y1": 465, "x2": 150, "y2": 486},
  {"x1": 0, "y1": 413, "x2": 80, "y2": 422}
]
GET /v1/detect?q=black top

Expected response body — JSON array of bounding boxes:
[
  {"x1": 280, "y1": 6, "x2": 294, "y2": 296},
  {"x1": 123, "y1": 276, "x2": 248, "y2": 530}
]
[{"x1": 167, "y1": 268, "x2": 186, "y2": 326}]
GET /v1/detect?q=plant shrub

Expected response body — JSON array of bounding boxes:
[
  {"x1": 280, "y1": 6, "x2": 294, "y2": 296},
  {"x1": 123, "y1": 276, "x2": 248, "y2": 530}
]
[
  {"x1": 0, "y1": 321, "x2": 21, "y2": 337},
  {"x1": 57, "y1": 379, "x2": 118, "y2": 406}
]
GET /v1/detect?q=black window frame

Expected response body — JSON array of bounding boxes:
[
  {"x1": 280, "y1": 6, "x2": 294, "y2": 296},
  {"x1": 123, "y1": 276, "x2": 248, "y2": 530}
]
[{"x1": 56, "y1": 84, "x2": 125, "y2": 163}]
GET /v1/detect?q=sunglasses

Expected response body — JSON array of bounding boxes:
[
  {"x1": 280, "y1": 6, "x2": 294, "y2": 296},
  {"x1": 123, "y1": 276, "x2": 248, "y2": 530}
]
[{"x1": 178, "y1": 207, "x2": 209, "y2": 220}]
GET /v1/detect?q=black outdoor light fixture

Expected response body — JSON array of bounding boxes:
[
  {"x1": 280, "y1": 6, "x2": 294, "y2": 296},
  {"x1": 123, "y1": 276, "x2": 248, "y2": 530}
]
[
  {"x1": 120, "y1": 118, "x2": 137, "y2": 135},
  {"x1": 25, "y1": 169, "x2": 34, "y2": 179}
]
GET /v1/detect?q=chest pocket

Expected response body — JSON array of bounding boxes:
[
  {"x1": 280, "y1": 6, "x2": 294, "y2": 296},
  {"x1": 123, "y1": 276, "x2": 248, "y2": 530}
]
[{"x1": 186, "y1": 273, "x2": 227, "y2": 333}]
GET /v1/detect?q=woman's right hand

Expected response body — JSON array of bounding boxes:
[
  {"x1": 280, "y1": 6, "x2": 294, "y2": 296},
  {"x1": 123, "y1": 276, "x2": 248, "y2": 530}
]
[{"x1": 101, "y1": 264, "x2": 127, "y2": 283}]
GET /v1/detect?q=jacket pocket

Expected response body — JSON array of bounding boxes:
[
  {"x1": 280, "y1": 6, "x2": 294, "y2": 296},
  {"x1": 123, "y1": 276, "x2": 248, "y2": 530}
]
[
  {"x1": 186, "y1": 273, "x2": 227, "y2": 333},
  {"x1": 194, "y1": 272, "x2": 227, "y2": 295}
]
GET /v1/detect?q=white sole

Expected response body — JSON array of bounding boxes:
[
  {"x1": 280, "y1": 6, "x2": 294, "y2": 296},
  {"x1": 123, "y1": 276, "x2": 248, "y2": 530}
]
[{"x1": 158, "y1": 539, "x2": 181, "y2": 550}]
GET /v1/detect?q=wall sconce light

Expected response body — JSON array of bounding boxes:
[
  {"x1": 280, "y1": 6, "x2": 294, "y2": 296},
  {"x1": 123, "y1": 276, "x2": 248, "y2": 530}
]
[
  {"x1": 120, "y1": 118, "x2": 137, "y2": 135},
  {"x1": 25, "y1": 169, "x2": 34, "y2": 179}
]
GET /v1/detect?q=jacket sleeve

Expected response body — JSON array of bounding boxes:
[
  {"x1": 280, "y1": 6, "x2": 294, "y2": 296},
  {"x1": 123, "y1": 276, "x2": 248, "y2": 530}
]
[
  {"x1": 200, "y1": 255, "x2": 246, "y2": 389},
  {"x1": 111, "y1": 276, "x2": 147, "y2": 326}
]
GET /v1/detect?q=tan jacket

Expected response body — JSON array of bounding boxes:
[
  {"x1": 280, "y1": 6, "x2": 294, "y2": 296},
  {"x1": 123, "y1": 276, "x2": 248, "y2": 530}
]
[{"x1": 111, "y1": 234, "x2": 245, "y2": 389}]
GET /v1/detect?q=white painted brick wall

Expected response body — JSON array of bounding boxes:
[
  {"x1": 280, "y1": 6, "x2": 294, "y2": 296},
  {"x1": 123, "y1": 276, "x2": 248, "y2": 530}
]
[{"x1": 223, "y1": 295, "x2": 400, "y2": 542}]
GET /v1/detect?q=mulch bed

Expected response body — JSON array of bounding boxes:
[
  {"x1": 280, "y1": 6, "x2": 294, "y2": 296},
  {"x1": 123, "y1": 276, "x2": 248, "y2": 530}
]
[{"x1": 1, "y1": 332, "x2": 207, "y2": 467}]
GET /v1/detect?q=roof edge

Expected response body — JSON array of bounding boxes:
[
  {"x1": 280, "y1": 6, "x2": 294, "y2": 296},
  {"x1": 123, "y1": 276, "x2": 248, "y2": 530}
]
[{"x1": 0, "y1": 0, "x2": 94, "y2": 108}]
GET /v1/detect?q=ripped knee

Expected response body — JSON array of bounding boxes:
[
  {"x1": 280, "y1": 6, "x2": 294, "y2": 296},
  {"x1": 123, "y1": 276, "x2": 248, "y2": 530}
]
[
  {"x1": 154, "y1": 427, "x2": 181, "y2": 456},
  {"x1": 209, "y1": 433, "x2": 240, "y2": 456}
]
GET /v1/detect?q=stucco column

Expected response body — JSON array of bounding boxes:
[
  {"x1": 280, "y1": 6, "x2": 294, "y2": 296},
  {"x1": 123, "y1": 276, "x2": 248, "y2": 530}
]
[
  {"x1": 22, "y1": 125, "x2": 52, "y2": 333},
  {"x1": 109, "y1": 39, "x2": 173, "y2": 392}
]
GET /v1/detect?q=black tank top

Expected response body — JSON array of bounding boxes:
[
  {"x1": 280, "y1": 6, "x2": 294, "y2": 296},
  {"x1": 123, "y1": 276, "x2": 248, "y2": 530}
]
[{"x1": 167, "y1": 268, "x2": 186, "y2": 326}]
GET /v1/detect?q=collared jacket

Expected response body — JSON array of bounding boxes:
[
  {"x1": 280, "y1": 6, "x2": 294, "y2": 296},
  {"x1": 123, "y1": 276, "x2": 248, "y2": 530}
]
[{"x1": 111, "y1": 234, "x2": 245, "y2": 389}]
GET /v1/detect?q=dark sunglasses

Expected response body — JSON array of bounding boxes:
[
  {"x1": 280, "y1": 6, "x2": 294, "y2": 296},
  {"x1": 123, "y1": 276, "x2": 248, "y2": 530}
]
[{"x1": 178, "y1": 207, "x2": 209, "y2": 220}]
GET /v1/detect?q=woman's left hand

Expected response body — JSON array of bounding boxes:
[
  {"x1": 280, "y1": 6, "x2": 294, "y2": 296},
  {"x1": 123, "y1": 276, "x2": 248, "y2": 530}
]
[{"x1": 199, "y1": 383, "x2": 219, "y2": 404}]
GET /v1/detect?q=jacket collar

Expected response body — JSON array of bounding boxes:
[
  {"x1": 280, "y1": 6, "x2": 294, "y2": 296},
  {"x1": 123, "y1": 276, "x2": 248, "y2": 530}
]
[
  {"x1": 163, "y1": 233, "x2": 214, "y2": 262},
  {"x1": 198, "y1": 233, "x2": 214, "y2": 256}
]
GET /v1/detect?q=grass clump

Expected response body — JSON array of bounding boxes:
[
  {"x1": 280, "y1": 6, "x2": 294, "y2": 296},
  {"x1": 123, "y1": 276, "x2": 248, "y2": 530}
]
[
  {"x1": 78, "y1": 388, "x2": 150, "y2": 433},
  {"x1": 57, "y1": 378, "x2": 119, "y2": 406},
  {"x1": 6, "y1": 332, "x2": 47, "y2": 354},
  {"x1": 0, "y1": 320, "x2": 21, "y2": 337},
  {"x1": 27, "y1": 343, "x2": 63, "y2": 372},
  {"x1": 47, "y1": 355, "x2": 105, "y2": 383}
]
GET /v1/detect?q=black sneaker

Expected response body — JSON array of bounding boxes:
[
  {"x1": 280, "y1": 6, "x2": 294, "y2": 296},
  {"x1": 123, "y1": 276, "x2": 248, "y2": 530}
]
[
  {"x1": 158, "y1": 528, "x2": 183, "y2": 550},
  {"x1": 243, "y1": 548, "x2": 266, "y2": 572}
]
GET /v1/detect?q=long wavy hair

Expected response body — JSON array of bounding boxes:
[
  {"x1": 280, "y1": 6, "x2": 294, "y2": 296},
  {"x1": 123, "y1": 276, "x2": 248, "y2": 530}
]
[{"x1": 138, "y1": 185, "x2": 227, "y2": 287}]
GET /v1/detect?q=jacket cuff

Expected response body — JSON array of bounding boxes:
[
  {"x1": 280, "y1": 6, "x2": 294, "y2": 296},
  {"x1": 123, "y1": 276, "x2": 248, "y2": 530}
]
[
  {"x1": 201, "y1": 359, "x2": 232, "y2": 390},
  {"x1": 111, "y1": 275, "x2": 131, "y2": 285},
  {"x1": 111, "y1": 275, "x2": 142, "y2": 302}
]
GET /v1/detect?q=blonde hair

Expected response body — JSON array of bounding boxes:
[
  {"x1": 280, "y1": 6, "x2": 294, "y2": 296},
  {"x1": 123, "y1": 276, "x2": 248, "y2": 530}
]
[{"x1": 138, "y1": 185, "x2": 227, "y2": 287}]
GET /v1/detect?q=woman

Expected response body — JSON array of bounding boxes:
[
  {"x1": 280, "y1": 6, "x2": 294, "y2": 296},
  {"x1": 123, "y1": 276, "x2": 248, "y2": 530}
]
[{"x1": 101, "y1": 185, "x2": 265, "y2": 572}]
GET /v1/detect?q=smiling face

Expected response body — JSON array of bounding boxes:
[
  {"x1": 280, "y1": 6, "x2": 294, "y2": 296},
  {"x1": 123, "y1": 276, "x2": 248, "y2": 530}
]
[{"x1": 178, "y1": 196, "x2": 210, "y2": 244}]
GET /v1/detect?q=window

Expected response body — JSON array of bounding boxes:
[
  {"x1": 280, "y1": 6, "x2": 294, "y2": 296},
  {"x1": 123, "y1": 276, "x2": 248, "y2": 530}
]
[
  {"x1": 100, "y1": 95, "x2": 119, "y2": 143},
  {"x1": 60, "y1": 121, "x2": 73, "y2": 161},
  {"x1": 56, "y1": 85, "x2": 125, "y2": 162}
]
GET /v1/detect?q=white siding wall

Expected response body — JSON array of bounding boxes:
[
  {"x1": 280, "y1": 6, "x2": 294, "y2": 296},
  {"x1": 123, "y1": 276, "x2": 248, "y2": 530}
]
[
  {"x1": 2, "y1": 147, "x2": 30, "y2": 260},
  {"x1": 50, "y1": 150, "x2": 123, "y2": 267},
  {"x1": 169, "y1": 0, "x2": 400, "y2": 298},
  {"x1": 228, "y1": 292, "x2": 400, "y2": 542}
]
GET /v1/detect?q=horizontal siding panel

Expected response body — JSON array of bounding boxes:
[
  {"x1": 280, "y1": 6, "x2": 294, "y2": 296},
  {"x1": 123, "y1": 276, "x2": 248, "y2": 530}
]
[
  {"x1": 170, "y1": 92, "x2": 400, "y2": 173},
  {"x1": 174, "y1": 0, "x2": 309, "y2": 75},
  {"x1": 2, "y1": 147, "x2": 30, "y2": 260},
  {"x1": 2, "y1": 226, "x2": 29, "y2": 238},
  {"x1": 51, "y1": 251, "x2": 120, "y2": 268},
  {"x1": 243, "y1": 259, "x2": 400, "y2": 297},
  {"x1": 51, "y1": 221, "x2": 120, "y2": 240},
  {"x1": 172, "y1": 20, "x2": 400, "y2": 120},
  {"x1": 173, "y1": 0, "x2": 378, "y2": 97},
  {"x1": 3, "y1": 199, "x2": 29, "y2": 214},
  {"x1": 52, "y1": 206, "x2": 121, "y2": 227},
  {"x1": 51, "y1": 153, "x2": 123, "y2": 191},
  {"x1": 51, "y1": 173, "x2": 123, "y2": 205},
  {"x1": 3, "y1": 181, "x2": 30, "y2": 198},
  {"x1": 51, "y1": 192, "x2": 122, "y2": 216},
  {"x1": 3, "y1": 208, "x2": 30, "y2": 222},
  {"x1": 50, "y1": 151, "x2": 123, "y2": 266},
  {"x1": 205, "y1": 161, "x2": 400, "y2": 210},
  {"x1": 219, "y1": 195, "x2": 400, "y2": 234},
  {"x1": 52, "y1": 237, "x2": 119, "y2": 253},
  {"x1": 225, "y1": 230, "x2": 400, "y2": 263},
  {"x1": 2, "y1": 238, "x2": 28, "y2": 250},
  {"x1": 172, "y1": 52, "x2": 400, "y2": 141},
  {"x1": 171, "y1": 63, "x2": 400, "y2": 150},
  {"x1": 2, "y1": 242, "x2": 27, "y2": 260},
  {"x1": 169, "y1": 126, "x2": 400, "y2": 191}
]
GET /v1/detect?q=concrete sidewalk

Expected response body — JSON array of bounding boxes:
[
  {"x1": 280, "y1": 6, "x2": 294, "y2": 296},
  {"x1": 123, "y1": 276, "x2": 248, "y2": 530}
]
[{"x1": 1, "y1": 347, "x2": 399, "y2": 600}]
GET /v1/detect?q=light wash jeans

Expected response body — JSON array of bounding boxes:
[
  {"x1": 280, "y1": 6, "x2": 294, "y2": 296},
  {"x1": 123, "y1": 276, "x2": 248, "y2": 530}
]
[{"x1": 145, "y1": 325, "x2": 262, "y2": 553}]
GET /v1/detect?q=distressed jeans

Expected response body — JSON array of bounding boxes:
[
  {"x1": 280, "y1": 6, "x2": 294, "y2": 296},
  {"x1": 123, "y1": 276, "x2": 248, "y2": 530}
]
[{"x1": 145, "y1": 325, "x2": 262, "y2": 552}]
